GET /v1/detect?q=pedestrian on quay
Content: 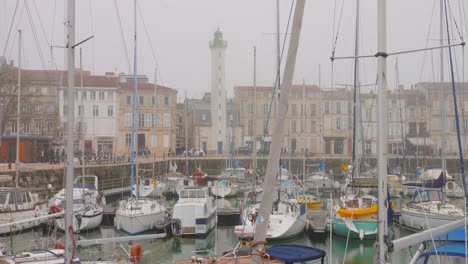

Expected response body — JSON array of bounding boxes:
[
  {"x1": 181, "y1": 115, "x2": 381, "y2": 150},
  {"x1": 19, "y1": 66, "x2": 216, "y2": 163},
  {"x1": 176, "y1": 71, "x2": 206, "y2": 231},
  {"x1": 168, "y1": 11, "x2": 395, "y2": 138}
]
[
  {"x1": 55, "y1": 149, "x2": 60, "y2": 164},
  {"x1": 61, "y1": 149, "x2": 66, "y2": 162},
  {"x1": 49, "y1": 149, "x2": 54, "y2": 164}
]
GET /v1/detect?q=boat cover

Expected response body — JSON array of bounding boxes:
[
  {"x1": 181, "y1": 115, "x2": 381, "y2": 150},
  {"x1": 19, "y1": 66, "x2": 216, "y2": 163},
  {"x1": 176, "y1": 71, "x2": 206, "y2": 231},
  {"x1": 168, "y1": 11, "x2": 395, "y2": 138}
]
[{"x1": 265, "y1": 245, "x2": 326, "y2": 264}]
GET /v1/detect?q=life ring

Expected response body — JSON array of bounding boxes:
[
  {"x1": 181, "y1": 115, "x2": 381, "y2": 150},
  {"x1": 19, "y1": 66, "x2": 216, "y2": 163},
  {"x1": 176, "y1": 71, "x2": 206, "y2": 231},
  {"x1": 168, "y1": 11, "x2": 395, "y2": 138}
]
[
  {"x1": 50, "y1": 205, "x2": 61, "y2": 214},
  {"x1": 151, "y1": 179, "x2": 157, "y2": 185},
  {"x1": 53, "y1": 242, "x2": 65, "y2": 249},
  {"x1": 130, "y1": 243, "x2": 143, "y2": 262}
]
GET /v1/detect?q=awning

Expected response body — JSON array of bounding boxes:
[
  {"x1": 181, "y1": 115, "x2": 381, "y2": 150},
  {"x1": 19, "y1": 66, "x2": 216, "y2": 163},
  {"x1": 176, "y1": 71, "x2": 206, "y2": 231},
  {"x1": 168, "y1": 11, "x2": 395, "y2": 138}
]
[{"x1": 407, "y1": 137, "x2": 433, "y2": 146}]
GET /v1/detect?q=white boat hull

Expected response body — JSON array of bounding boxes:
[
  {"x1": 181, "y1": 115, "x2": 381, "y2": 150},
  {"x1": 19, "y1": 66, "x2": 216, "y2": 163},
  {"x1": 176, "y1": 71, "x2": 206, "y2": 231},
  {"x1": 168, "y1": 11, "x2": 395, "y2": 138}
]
[
  {"x1": 211, "y1": 186, "x2": 237, "y2": 198},
  {"x1": 114, "y1": 199, "x2": 166, "y2": 235},
  {"x1": 132, "y1": 182, "x2": 166, "y2": 198},
  {"x1": 0, "y1": 203, "x2": 47, "y2": 234},
  {"x1": 400, "y1": 208, "x2": 464, "y2": 230},
  {"x1": 56, "y1": 207, "x2": 103, "y2": 232}
]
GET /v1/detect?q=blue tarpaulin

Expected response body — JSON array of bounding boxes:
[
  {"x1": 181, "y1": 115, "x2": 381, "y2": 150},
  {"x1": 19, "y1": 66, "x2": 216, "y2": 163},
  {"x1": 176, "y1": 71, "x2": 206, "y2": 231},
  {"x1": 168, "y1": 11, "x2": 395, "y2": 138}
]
[{"x1": 265, "y1": 245, "x2": 326, "y2": 264}]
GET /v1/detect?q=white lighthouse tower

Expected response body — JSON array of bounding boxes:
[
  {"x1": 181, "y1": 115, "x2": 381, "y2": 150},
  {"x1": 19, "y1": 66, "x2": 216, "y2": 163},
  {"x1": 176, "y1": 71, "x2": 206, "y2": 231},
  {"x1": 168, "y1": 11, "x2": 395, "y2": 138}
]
[{"x1": 209, "y1": 28, "x2": 227, "y2": 154}]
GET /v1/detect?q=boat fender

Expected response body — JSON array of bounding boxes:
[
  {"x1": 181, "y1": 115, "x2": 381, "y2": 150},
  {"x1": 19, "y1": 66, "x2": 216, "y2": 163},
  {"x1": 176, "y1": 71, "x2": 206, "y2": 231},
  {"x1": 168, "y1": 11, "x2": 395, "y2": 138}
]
[
  {"x1": 247, "y1": 213, "x2": 256, "y2": 223},
  {"x1": 54, "y1": 242, "x2": 65, "y2": 249},
  {"x1": 130, "y1": 243, "x2": 143, "y2": 262},
  {"x1": 96, "y1": 192, "x2": 104, "y2": 205},
  {"x1": 151, "y1": 179, "x2": 157, "y2": 185},
  {"x1": 50, "y1": 205, "x2": 61, "y2": 214}
]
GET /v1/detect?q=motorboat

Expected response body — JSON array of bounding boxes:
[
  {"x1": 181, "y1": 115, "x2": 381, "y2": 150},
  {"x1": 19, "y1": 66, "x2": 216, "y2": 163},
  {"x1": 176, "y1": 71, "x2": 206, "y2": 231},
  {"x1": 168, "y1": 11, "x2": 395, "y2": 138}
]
[
  {"x1": 132, "y1": 178, "x2": 166, "y2": 198},
  {"x1": 165, "y1": 176, "x2": 195, "y2": 196},
  {"x1": 211, "y1": 168, "x2": 248, "y2": 198},
  {"x1": 171, "y1": 187, "x2": 217, "y2": 237},
  {"x1": 191, "y1": 171, "x2": 208, "y2": 186}
]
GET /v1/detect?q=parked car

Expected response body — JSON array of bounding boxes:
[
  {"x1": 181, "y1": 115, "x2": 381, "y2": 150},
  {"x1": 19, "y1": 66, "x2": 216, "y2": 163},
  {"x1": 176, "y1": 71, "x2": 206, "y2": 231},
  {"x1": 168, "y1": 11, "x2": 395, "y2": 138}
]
[{"x1": 183, "y1": 148, "x2": 205, "y2": 157}]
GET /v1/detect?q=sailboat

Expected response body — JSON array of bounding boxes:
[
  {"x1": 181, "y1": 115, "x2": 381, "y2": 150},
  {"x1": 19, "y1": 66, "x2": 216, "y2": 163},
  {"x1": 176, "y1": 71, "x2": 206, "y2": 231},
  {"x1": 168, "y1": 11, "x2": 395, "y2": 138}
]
[
  {"x1": 50, "y1": 175, "x2": 105, "y2": 232},
  {"x1": 331, "y1": 0, "x2": 379, "y2": 241},
  {"x1": 114, "y1": 0, "x2": 166, "y2": 235},
  {"x1": 175, "y1": 1, "x2": 326, "y2": 263},
  {"x1": 0, "y1": 30, "x2": 48, "y2": 236}
]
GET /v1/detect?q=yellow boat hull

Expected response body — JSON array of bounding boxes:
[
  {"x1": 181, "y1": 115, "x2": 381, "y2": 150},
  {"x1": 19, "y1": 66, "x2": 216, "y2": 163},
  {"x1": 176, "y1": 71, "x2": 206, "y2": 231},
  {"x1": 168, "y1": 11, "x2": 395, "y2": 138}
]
[{"x1": 338, "y1": 204, "x2": 378, "y2": 218}]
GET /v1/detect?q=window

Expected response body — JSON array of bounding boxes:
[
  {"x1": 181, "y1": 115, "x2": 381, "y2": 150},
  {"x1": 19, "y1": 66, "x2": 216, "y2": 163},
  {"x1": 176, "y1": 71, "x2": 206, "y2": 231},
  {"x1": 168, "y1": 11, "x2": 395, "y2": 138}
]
[
  {"x1": 47, "y1": 122, "x2": 53, "y2": 133},
  {"x1": 229, "y1": 114, "x2": 233, "y2": 121},
  {"x1": 35, "y1": 121, "x2": 42, "y2": 134},
  {"x1": 108, "y1": 106, "x2": 113, "y2": 117},
  {"x1": 202, "y1": 113, "x2": 207, "y2": 121},
  {"x1": 264, "y1": 92, "x2": 268, "y2": 97},
  {"x1": 125, "y1": 134, "x2": 132, "y2": 147},
  {"x1": 348, "y1": 117, "x2": 352, "y2": 129},
  {"x1": 336, "y1": 118, "x2": 341, "y2": 130},
  {"x1": 152, "y1": 96, "x2": 156, "y2": 106},
  {"x1": 248, "y1": 104, "x2": 253, "y2": 114},
  {"x1": 366, "y1": 109, "x2": 372, "y2": 121},
  {"x1": 74, "y1": 92, "x2": 78, "y2": 100},
  {"x1": 144, "y1": 114, "x2": 152, "y2": 127},
  {"x1": 125, "y1": 113, "x2": 132, "y2": 127},
  {"x1": 139, "y1": 96, "x2": 144, "y2": 105},
  {"x1": 47, "y1": 103, "x2": 54, "y2": 114},
  {"x1": 108, "y1": 92, "x2": 113, "y2": 101},
  {"x1": 139, "y1": 113, "x2": 145, "y2": 127},
  {"x1": 263, "y1": 120, "x2": 269, "y2": 134},
  {"x1": 90, "y1": 91, "x2": 96, "y2": 100},
  {"x1": 63, "y1": 104, "x2": 68, "y2": 115},
  {"x1": 99, "y1": 92, "x2": 105, "y2": 100},
  {"x1": 178, "y1": 116, "x2": 183, "y2": 124},
  {"x1": 163, "y1": 113, "x2": 170, "y2": 127},
  {"x1": 126, "y1": 96, "x2": 132, "y2": 105},
  {"x1": 23, "y1": 122, "x2": 30, "y2": 134},
  {"x1": 248, "y1": 90, "x2": 253, "y2": 96},
  {"x1": 336, "y1": 102, "x2": 341, "y2": 114},
  {"x1": 152, "y1": 113, "x2": 160, "y2": 127},
  {"x1": 310, "y1": 104, "x2": 316, "y2": 116},
  {"x1": 248, "y1": 121, "x2": 252, "y2": 135},
  {"x1": 35, "y1": 103, "x2": 42, "y2": 113},
  {"x1": 301, "y1": 104, "x2": 304, "y2": 115},
  {"x1": 348, "y1": 102, "x2": 352, "y2": 114},
  {"x1": 78, "y1": 105, "x2": 84, "y2": 117},
  {"x1": 93, "y1": 105, "x2": 99, "y2": 117},
  {"x1": 325, "y1": 101, "x2": 329, "y2": 114},
  {"x1": 163, "y1": 96, "x2": 169, "y2": 106},
  {"x1": 82, "y1": 91, "x2": 87, "y2": 100},
  {"x1": 410, "y1": 108, "x2": 415, "y2": 118},
  {"x1": 291, "y1": 120, "x2": 297, "y2": 133},
  {"x1": 291, "y1": 104, "x2": 297, "y2": 115},
  {"x1": 11, "y1": 120, "x2": 17, "y2": 133},
  {"x1": 263, "y1": 104, "x2": 269, "y2": 114},
  {"x1": 311, "y1": 120, "x2": 317, "y2": 133}
]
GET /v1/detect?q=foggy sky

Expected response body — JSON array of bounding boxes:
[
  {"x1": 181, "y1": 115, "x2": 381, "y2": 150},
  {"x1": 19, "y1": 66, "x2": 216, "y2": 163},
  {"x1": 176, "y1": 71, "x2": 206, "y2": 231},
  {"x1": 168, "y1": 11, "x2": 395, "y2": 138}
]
[{"x1": 1, "y1": 0, "x2": 467, "y2": 99}]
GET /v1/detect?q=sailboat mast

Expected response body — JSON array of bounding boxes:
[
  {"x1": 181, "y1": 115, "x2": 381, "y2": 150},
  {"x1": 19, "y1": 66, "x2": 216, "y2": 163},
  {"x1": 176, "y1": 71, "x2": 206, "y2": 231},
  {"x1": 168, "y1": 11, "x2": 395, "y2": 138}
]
[
  {"x1": 130, "y1": 0, "x2": 137, "y2": 199},
  {"x1": 80, "y1": 48, "x2": 85, "y2": 178},
  {"x1": 65, "y1": 0, "x2": 76, "y2": 261},
  {"x1": 352, "y1": 0, "x2": 360, "y2": 179},
  {"x1": 376, "y1": 0, "x2": 389, "y2": 262},
  {"x1": 153, "y1": 68, "x2": 157, "y2": 179},
  {"x1": 440, "y1": 0, "x2": 447, "y2": 174},
  {"x1": 15, "y1": 29, "x2": 21, "y2": 188},
  {"x1": 184, "y1": 91, "x2": 188, "y2": 176},
  {"x1": 252, "y1": 1, "x2": 305, "y2": 262},
  {"x1": 253, "y1": 46, "x2": 257, "y2": 178}
]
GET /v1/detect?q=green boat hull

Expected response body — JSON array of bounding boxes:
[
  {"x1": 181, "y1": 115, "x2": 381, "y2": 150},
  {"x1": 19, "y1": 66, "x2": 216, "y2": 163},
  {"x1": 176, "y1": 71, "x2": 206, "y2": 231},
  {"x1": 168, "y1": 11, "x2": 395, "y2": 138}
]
[{"x1": 332, "y1": 218, "x2": 377, "y2": 240}]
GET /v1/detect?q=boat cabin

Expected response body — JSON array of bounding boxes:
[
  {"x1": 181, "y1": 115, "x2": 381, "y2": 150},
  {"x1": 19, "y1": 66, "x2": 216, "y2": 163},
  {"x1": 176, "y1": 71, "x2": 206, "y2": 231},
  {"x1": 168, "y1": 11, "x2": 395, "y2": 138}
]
[
  {"x1": 0, "y1": 190, "x2": 40, "y2": 212},
  {"x1": 411, "y1": 189, "x2": 442, "y2": 203}
]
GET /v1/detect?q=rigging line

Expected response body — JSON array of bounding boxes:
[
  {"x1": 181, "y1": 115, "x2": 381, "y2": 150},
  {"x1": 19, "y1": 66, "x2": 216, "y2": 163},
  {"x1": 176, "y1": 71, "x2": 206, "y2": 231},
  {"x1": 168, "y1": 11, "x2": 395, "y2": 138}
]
[
  {"x1": 50, "y1": 0, "x2": 56, "y2": 54},
  {"x1": 32, "y1": 0, "x2": 58, "y2": 70},
  {"x1": 447, "y1": 0, "x2": 463, "y2": 41},
  {"x1": 1, "y1": 0, "x2": 20, "y2": 61},
  {"x1": 24, "y1": 0, "x2": 48, "y2": 75},
  {"x1": 113, "y1": 0, "x2": 131, "y2": 74},
  {"x1": 330, "y1": 0, "x2": 345, "y2": 57},
  {"x1": 418, "y1": 0, "x2": 438, "y2": 82},
  {"x1": 136, "y1": 1, "x2": 163, "y2": 86},
  {"x1": 332, "y1": 42, "x2": 465, "y2": 61}
]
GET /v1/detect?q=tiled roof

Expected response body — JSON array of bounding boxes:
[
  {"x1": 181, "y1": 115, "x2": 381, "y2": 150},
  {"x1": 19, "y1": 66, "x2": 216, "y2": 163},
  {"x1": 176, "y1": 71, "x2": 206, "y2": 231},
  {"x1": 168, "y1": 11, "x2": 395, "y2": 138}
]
[
  {"x1": 235, "y1": 84, "x2": 320, "y2": 91},
  {"x1": 119, "y1": 82, "x2": 177, "y2": 93}
]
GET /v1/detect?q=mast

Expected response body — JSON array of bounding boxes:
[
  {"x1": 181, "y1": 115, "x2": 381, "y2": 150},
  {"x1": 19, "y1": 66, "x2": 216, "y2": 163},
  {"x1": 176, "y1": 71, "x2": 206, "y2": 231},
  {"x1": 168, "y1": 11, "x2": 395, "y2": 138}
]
[
  {"x1": 80, "y1": 48, "x2": 85, "y2": 178},
  {"x1": 376, "y1": 0, "x2": 389, "y2": 262},
  {"x1": 253, "y1": 46, "x2": 257, "y2": 179},
  {"x1": 15, "y1": 29, "x2": 21, "y2": 188},
  {"x1": 302, "y1": 81, "x2": 306, "y2": 184},
  {"x1": 184, "y1": 91, "x2": 188, "y2": 176},
  {"x1": 130, "y1": 0, "x2": 137, "y2": 201},
  {"x1": 153, "y1": 68, "x2": 157, "y2": 179},
  {"x1": 352, "y1": 0, "x2": 360, "y2": 179},
  {"x1": 252, "y1": 1, "x2": 305, "y2": 262},
  {"x1": 440, "y1": 0, "x2": 447, "y2": 174},
  {"x1": 65, "y1": 0, "x2": 75, "y2": 261}
]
